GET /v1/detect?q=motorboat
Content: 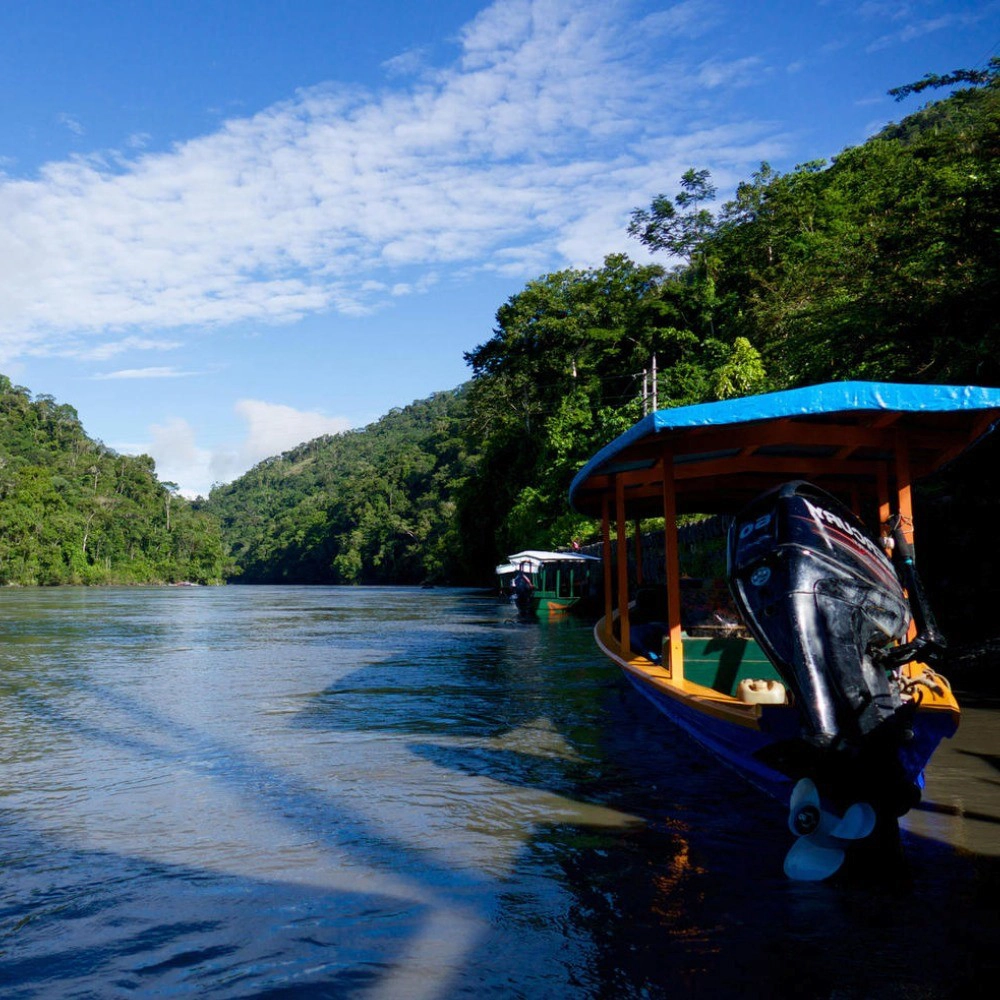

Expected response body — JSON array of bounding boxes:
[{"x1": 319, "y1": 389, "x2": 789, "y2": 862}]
[{"x1": 568, "y1": 381, "x2": 1000, "y2": 879}]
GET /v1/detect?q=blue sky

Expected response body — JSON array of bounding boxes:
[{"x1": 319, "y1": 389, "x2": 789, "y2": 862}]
[{"x1": 1, "y1": 0, "x2": 996, "y2": 497}]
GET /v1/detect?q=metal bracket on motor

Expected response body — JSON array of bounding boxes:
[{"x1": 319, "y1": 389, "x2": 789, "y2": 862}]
[{"x1": 877, "y1": 514, "x2": 948, "y2": 672}]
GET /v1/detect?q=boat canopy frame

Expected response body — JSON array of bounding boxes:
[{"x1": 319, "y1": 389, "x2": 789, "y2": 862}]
[{"x1": 568, "y1": 382, "x2": 1000, "y2": 680}]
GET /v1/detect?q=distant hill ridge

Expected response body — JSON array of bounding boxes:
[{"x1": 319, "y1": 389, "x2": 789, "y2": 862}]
[{"x1": 204, "y1": 386, "x2": 479, "y2": 585}]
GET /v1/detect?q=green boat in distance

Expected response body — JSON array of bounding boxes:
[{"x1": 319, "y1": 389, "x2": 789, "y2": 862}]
[{"x1": 497, "y1": 549, "x2": 602, "y2": 617}]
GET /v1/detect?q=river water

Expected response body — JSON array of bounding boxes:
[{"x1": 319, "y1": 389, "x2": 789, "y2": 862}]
[{"x1": 1, "y1": 586, "x2": 998, "y2": 999}]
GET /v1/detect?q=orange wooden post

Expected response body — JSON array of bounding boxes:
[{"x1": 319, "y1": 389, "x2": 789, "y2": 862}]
[
  {"x1": 876, "y1": 463, "x2": 892, "y2": 557},
  {"x1": 660, "y1": 454, "x2": 684, "y2": 681},
  {"x1": 615, "y1": 474, "x2": 631, "y2": 657},
  {"x1": 602, "y1": 495, "x2": 613, "y2": 641},
  {"x1": 895, "y1": 432, "x2": 914, "y2": 547},
  {"x1": 876, "y1": 464, "x2": 891, "y2": 528},
  {"x1": 894, "y1": 432, "x2": 918, "y2": 641}
]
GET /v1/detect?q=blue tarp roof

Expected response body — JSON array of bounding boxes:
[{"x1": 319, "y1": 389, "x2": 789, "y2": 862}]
[{"x1": 569, "y1": 381, "x2": 1000, "y2": 516}]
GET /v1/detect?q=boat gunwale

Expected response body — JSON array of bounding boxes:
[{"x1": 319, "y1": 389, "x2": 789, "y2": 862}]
[
  {"x1": 596, "y1": 616, "x2": 772, "y2": 730},
  {"x1": 596, "y1": 615, "x2": 961, "y2": 730}
]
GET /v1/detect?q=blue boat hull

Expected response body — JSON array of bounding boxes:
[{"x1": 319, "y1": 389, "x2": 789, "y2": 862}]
[
  {"x1": 622, "y1": 663, "x2": 957, "y2": 810},
  {"x1": 622, "y1": 667, "x2": 797, "y2": 801}
]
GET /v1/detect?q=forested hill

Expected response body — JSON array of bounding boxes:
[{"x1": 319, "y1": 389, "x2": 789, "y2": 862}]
[
  {"x1": 0, "y1": 376, "x2": 228, "y2": 585},
  {"x1": 205, "y1": 388, "x2": 478, "y2": 585},
  {"x1": 2, "y1": 67, "x2": 997, "y2": 612},
  {"x1": 209, "y1": 67, "x2": 999, "y2": 621}
]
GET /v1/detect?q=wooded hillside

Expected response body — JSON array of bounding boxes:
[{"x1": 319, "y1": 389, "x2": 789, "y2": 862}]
[
  {"x1": 2, "y1": 67, "x2": 996, "y2": 623},
  {"x1": 206, "y1": 389, "x2": 478, "y2": 585},
  {"x1": 456, "y1": 66, "x2": 998, "y2": 565},
  {"x1": 0, "y1": 376, "x2": 228, "y2": 585}
]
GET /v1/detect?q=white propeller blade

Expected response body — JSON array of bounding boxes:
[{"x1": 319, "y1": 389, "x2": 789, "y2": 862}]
[
  {"x1": 830, "y1": 801, "x2": 877, "y2": 841},
  {"x1": 783, "y1": 779, "x2": 877, "y2": 880},
  {"x1": 784, "y1": 834, "x2": 846, "y2": 881}
]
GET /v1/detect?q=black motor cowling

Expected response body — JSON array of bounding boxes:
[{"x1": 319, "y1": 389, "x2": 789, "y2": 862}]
[{"x1": 727, "y1": 482, "x2": 911, "y2": 750}]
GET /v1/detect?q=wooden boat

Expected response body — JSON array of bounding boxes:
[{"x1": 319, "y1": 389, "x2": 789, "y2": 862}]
[
  {"x1": 497, "y1": 550, "x2": 602, "y2": 617},
  {"x1": 568, "y1": 381, "x2": 1000, "y2": 878}
]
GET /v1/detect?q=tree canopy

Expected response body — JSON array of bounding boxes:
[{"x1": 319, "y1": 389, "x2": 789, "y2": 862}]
[
  {"x1": 3, "y1": 68, "x2": 996, "y2": 615},
  {"x1": 0, "y1": 375, "x2": 229, "y2": 585},
  {"x1": 206, "y1": 389, "x2": 477, "y2": 585}
]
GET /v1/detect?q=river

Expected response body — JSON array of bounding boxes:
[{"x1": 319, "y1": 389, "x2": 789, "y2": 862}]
[{"x1": 1, "y1": 585, "x2": 998, "y2": 998}]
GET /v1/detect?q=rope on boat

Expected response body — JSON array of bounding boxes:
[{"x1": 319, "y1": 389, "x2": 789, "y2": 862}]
[{"x1": 898, "y1": 664, "x2": 950, "y2": 702}]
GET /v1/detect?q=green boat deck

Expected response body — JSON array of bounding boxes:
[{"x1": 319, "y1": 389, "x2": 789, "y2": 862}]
[
  {"x1": 680, "y1": 633, "x2": 780, "y2": 696},
  {"x1": 626, "y1": 582, "x2": 782, "y2": 696}
]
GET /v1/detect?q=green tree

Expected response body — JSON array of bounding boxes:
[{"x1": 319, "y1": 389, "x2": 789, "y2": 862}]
[{"x1": 0, "y1": 374, "x2": 229, "y2": 586}]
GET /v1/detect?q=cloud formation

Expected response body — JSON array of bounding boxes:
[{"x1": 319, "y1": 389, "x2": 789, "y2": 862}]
[
  {"x1": 93, "y1": 366, "x2": 196, "y2": 380},
  {"x1": 144, "y1": 401, "x2": 353, "y2": 498},
  {"x1": 861, "y1": 0, "x2": 990, "y2": 51},
  {"x1": 0, "y1": 0, "x2": 774, "y2": 364}
]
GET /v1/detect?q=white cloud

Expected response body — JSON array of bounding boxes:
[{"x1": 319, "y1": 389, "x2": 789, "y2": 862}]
[
  {"x1": 93, "y1": 366, "x2": 196, "y2": 380},
  {"x1": 640, "y1": 0, "x2": 720, "y2": 39},
  {"x1": 145, "y1": 418, "x2": 211, "y2": 495},
  {"x1": 696, "y1": 56, "x2": 764, "y2": 90},
  {"x1": 232, "y1": 399, "x2": 352, "y2": 467},
  {"x1": 82, "y1": 336, "x2": 184, "y2": 360},
  {"x1": 135, "y1": 400, "x2": 353, "y2": 498},
  {"x1": 56, "y1": 113, "x2": 84, "y2": 136},
  {"x1": 864, "y1": 4, "x2": 987, "y2": 52},
  {"x1": 0, "y1": 0, "x2": 784, "y2": 362},
  {"x1": 382, "y1": 48, "x2": 430, "y2": 78}
]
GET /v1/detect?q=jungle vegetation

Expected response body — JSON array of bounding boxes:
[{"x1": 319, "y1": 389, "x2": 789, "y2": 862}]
[
  {"x1": 206, "y1": 389, "x2": 477, "y2": 585},
  {"x1": 456, "y1": 62, "x2": 999, "y2": 574},
  {"x1": 0, "y1": 375, "x2": 229, "y2": 585},
  {"x1": 2, "y1": 67, "x2": 996, "y2": 616}
]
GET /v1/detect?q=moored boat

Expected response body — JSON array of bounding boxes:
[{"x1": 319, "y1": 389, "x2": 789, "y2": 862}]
[
  {"x1": 495, "y1": 561, "x2": 518, "y2": 602},
  {"x1": 569, "y1": 381, "x2": 1000, "y2": 879},
  {"x1": 497, "y1": 549, "x2": 602, "y2": 617}
]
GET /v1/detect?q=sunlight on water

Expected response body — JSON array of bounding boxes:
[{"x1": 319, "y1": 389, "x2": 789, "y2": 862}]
[
  {"x1": 0, "y1": 588, "x2": 645, "y2": 998},
  {"x1": 2, "y1": 586, "x2": 999, "y2": 998},
  {"x1": 901, "y1": 706, "x2": 1000, "y2": 857}
]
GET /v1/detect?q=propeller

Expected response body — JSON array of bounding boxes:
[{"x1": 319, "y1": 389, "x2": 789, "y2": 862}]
[{"x1": 783, "y1": 778, "x2": 877, "y2": 881}]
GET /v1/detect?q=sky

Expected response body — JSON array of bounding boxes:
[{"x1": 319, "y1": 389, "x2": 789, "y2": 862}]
[{"x1": 1, "y1": 0, "x2": 997, "y2": 498}]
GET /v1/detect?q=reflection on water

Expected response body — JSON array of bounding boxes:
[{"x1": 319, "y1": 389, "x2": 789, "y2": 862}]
[
  {"x1": 1, "y1": 586, "x2": 999, "y2": 998},
  {"x1": 902, "y1": 703, "x2": 1000, "y2": 857}
]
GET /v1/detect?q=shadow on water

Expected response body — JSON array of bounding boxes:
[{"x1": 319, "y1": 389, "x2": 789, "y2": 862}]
[
  {"x1": 2, "y1": 586, "x2": 999, "y2": 998},
  {"x1": 293, "y1": 592, "x2": 1000, "y2": 997},
  {"x1": 406, "y1": 693, "x2": 1000, "y2": 999},
  {"x1": 954, "y1": 747, "x2": 1000, "y2": 775}
]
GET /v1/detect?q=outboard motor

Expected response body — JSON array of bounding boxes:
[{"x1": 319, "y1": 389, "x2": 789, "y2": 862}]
[{"x1": 727, "y1": 481, "x2": 911, "y2": 751}]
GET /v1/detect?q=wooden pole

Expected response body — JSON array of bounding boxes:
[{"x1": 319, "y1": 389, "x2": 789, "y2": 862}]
[
  {"x1": 660, "y1": 454, "x2": 684, "y2": 681},
  {"x1": 602, "y1": 495, "x2": 613, "y2": 641},
  {"x1": 876, "y1": 464, "x2": 891, "y2": 527},
  {"x1": 616, "y1": 474, "x2": 631, "y2": 657},
  {"x1": 633, "y1": 517, "x2": 644, "y2": 585},
  {"x1": 894, "y1": 432, "x2": 918, "y2": 641},
  {"x1": 876, "y1": 463, "x2": 892, "y2": 557},
  {"x1": 894, "y1": 431, "x2": 914, "y2": 547}
]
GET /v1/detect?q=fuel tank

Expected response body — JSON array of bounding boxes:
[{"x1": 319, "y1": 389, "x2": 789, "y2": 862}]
[{"x1": 727, "y1": 481, "x2": 911, "y2": 749}]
